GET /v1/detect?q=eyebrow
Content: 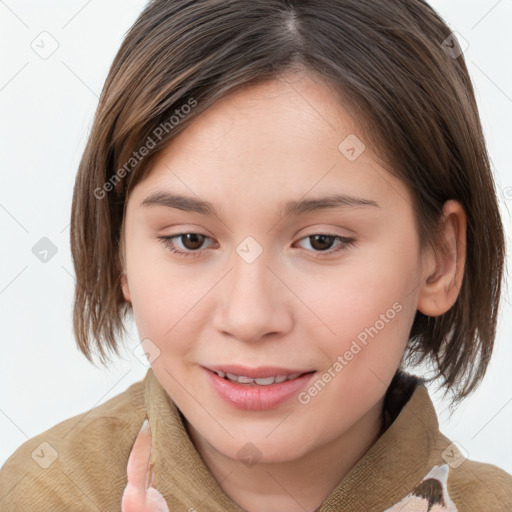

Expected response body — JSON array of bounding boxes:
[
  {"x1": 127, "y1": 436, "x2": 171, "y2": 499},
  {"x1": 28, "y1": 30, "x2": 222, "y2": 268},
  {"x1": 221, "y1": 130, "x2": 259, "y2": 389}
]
[{"x1": 140, "y1": 191, "x2": 380, "y2": 217}]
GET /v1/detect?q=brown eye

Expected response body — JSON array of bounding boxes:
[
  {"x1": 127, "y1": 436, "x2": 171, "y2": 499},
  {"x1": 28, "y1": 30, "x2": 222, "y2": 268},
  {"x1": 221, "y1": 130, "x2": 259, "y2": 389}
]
[
  {"x1": 157, "y1": 233, "x2": 214, "y2": 258},
  {"x1": 158, "y1": 232, "x2": 355, "y2": 260},
  {"x1": 308, "y1": 234, "x2": 336, "y2": 251},
  {"x1": 294, "y1": 233, "x2": 356, "y2": 257},
  {"x1": 180, "y1": 233, "x2": 206, "y2": 250}
]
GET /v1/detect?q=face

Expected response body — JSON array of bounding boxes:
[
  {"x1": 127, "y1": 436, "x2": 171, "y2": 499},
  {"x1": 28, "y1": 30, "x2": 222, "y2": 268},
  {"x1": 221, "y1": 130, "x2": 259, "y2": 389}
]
[{"x1": 120, "y1": 70, "x2": 427, "y2": 464}]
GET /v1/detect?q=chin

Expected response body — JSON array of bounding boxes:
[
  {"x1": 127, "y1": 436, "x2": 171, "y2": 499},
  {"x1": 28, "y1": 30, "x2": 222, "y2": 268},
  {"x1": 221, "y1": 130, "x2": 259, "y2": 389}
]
[{"x1": 216, "y1": 437, "x2": 310, "y2": 466}]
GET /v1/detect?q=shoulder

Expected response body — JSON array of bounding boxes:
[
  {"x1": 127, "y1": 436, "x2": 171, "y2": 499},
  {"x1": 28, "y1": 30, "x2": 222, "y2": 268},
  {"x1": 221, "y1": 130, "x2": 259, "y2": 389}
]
[
  {"x1": 447, "y1": 457, "x2": 512, "y2": 510},
  {"x1": 429, "y1": 428, "x2": 512, "y2": 509},
  {"x1": 385, "y1": 460, "x2": 512, "y2": 512},
  {"x1": 422, "y1": 430, "x2": 512, "y2": 510},
  {"x1": 385, "y1": 373, "x2": 512, "y2": 511},
  {"x1": 428, "y1": 403, "x2": 512, "y2": 509},
  {"x1": 0, "y1": 375, "x2": 148, "y2": 511}
]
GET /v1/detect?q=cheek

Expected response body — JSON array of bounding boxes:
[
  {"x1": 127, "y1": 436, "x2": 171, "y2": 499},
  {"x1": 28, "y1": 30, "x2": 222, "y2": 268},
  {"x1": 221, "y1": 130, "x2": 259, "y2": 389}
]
[
  {"x1": 126, "y1": 246, "x2": 215, "y2": 354},
  {"x1": 297, "y1": 249, "x2": 417, "y2": 369},
  {"x1": 302, "y1": 252, "x2": 414, "y2": 329}
]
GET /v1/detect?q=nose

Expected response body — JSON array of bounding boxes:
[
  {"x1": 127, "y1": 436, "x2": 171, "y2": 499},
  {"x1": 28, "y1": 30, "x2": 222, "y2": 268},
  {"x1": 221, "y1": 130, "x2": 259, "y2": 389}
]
[{"x1": 212, "y1": 251, "x2": 293, "y2": 344}]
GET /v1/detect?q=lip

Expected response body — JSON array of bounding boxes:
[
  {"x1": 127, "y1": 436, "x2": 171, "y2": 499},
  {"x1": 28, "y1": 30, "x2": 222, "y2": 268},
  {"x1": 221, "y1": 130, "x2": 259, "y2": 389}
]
[
  {"x1": 203, "y1": 367, "x2": 316, "y2": 411},
  {"x1": 205, "y1": 364, "x2": 315, "y2": 379}
]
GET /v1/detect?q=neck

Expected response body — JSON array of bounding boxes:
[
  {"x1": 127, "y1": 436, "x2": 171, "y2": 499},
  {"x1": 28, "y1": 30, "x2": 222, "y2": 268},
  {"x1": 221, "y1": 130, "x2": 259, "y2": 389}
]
[{"x1": 185, "y1": 396, "x2": 385, "y2": 512}]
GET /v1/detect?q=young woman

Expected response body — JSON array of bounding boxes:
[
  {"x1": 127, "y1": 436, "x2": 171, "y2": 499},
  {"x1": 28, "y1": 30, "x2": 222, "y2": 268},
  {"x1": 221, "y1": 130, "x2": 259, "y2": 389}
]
[{"x1": 2, "y1": 1, "x2": 511, "y2": 511}]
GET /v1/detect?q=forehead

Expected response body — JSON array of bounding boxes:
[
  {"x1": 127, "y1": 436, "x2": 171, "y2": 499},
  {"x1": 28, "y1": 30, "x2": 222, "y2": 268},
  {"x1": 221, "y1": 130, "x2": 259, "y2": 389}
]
[
  {"x1": 168, "y1": 72, "x2": 362, "y2": 154},
  {"x1": 128, "y1": 72, "x2": 412, "y2": 215}
]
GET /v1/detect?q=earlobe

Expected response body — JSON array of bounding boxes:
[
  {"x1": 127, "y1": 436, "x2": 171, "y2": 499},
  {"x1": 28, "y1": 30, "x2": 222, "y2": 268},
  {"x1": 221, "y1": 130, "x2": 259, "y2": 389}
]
[{"x1": 417, "y1": 200, "x2": 467, "y2": 317}]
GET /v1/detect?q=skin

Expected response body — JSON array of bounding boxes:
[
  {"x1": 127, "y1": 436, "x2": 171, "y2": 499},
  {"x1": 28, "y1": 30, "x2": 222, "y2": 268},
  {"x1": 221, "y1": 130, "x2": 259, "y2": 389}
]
[
  {"x1": 120, "y1": 69, "x2": 467, "y2": 512},
  {"x1": 122, "y1": 420, "x2": 169, "y2": 512}
]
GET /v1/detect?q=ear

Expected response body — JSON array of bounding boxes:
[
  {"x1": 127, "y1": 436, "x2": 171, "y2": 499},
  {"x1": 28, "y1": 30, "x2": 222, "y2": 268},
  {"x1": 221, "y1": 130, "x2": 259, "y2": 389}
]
[
  {"x1": 120, "y1": 272, "x2": 131, "y2": 303},
  {"x1": 119, "y1": 224, "x2": 131, "y2": 303},
  {"x1": 417, "y1": 200, "x2": 467, "y2": 316}
]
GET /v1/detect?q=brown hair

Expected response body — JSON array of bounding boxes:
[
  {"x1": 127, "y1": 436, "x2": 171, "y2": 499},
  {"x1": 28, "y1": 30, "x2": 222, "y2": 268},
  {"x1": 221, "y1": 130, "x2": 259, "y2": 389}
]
[{"x1": 70, "y1": 0, "x2": 505, "y2": 408}]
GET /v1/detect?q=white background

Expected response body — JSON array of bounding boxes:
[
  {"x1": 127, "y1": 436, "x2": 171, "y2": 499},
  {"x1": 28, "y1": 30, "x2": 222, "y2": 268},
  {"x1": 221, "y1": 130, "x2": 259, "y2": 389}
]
[{"x1": 1, "y1": 0, "x2": 511, "y2": 476}]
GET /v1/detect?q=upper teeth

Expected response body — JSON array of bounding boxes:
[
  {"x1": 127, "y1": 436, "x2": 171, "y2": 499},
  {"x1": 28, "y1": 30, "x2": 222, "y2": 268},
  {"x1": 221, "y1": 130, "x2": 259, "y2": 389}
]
[{"x1": 216, "y1": 370, "x2": 302, "y2": 386}]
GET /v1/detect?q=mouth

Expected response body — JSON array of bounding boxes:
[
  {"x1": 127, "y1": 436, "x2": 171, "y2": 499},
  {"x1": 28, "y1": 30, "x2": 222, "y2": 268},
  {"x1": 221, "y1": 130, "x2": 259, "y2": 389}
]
[
  {"x1": 204, "y1": 365, "x2": 316, "y2": 386},
  {"x1": 203, "y1": 366, "x2": 317, "y2": 410},
  {"x1": 210, "y1": 369, "x2": 310, "y2": 386}
]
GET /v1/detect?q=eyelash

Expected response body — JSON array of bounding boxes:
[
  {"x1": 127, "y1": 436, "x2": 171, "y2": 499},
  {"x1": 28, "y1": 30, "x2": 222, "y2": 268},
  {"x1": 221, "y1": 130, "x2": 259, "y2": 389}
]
[{"x1": 157, "y1": 232, "x2": 356, "y2": 259}]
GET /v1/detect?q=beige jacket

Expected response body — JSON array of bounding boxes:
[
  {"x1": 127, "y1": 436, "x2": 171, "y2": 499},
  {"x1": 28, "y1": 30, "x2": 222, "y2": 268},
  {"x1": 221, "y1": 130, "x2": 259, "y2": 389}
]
[{"x1": 1, "y1": 368, "x2": 511, "y2": 511}]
